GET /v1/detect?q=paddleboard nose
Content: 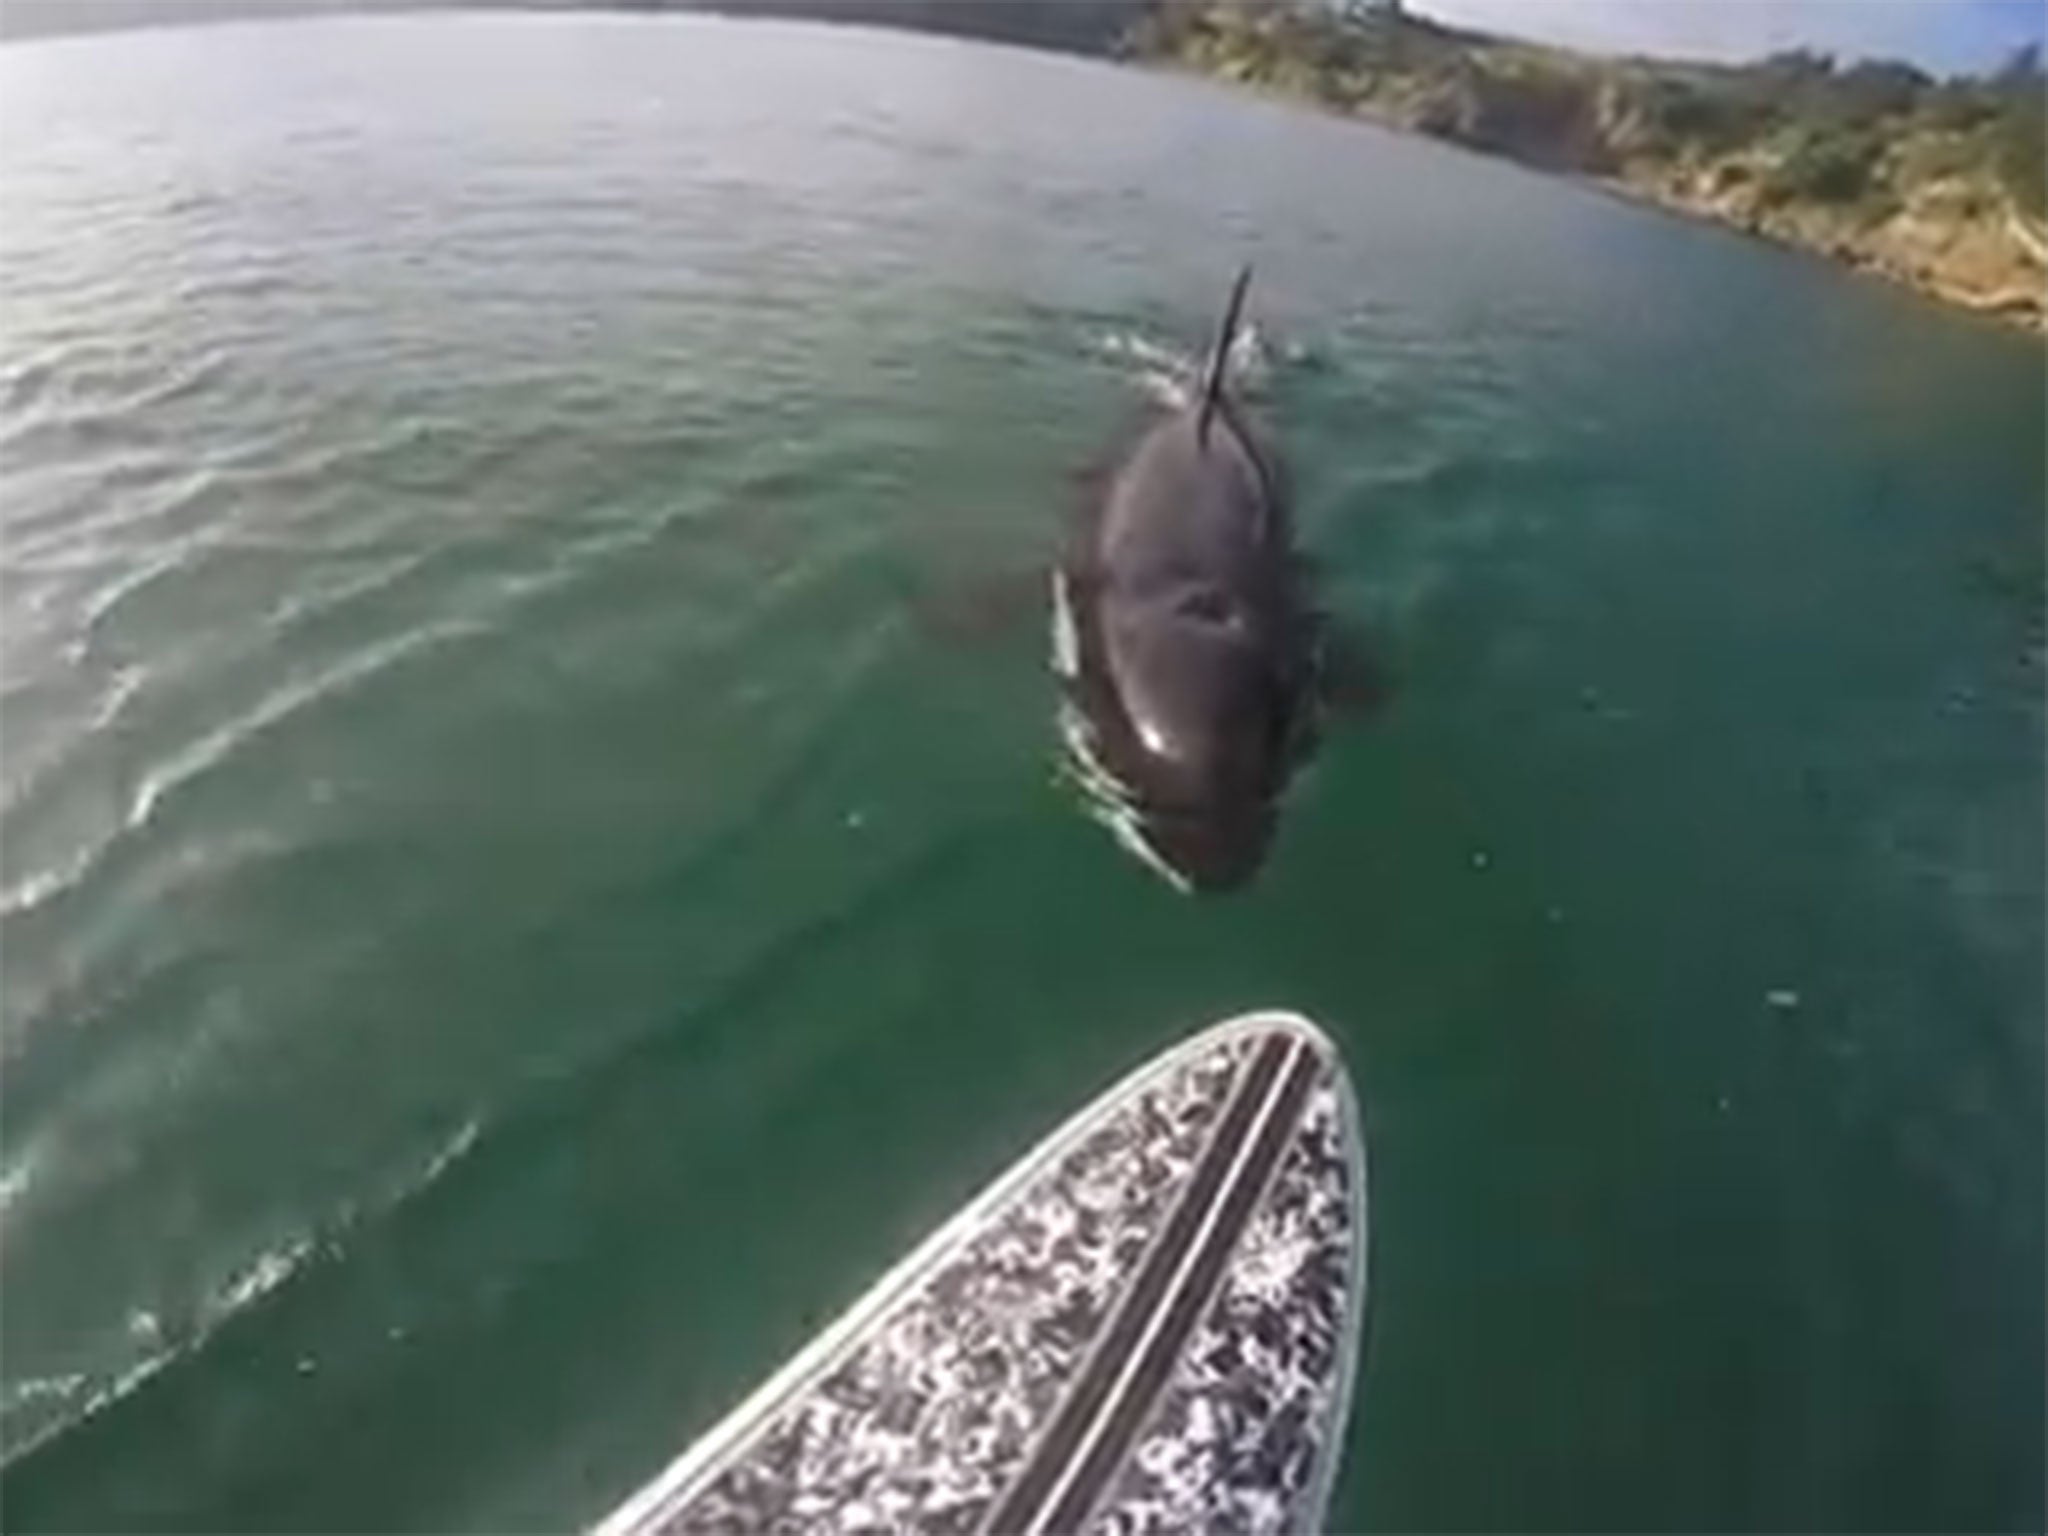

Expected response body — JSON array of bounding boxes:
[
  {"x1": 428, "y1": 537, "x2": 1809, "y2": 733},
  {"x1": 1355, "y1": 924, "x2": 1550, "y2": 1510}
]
[{"x1": 593, "y1": 1011, "x2": 1367, "y2": 1536}]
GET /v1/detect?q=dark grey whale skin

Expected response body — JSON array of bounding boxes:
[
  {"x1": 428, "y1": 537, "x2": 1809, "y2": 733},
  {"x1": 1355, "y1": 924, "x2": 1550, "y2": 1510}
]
[{"x1": 1054, "y1": 323, "x2": 1320, "y2": 894}]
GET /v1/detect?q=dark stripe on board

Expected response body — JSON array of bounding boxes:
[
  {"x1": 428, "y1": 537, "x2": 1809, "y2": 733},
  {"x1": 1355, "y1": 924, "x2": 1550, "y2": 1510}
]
[
  {"x1": 1038, "y1": 1042, "x2": 1321, "y2": 1533},
  {"x1": 984, "y1": 1029, "x2": 1320, "y2": 1535},
  {"x1": 983, "y1": 1032, "x2": 1287, "y2": 1533}
]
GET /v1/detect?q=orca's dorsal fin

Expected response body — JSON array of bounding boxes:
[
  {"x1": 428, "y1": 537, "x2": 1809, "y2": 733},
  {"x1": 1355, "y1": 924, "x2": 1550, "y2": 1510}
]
[{"x1": 1195, "y1": 264, "x2": 1252, "y2": 451}]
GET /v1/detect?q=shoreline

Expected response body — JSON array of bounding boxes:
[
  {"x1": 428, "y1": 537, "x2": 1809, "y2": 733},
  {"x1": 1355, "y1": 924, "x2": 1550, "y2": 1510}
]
[
  {"x1": 1589, "y1": 170, "x2": 2048, "y2": 335},
  {"x1": 1135, "y1": 57, "x2": 2047, "y2": 340}
]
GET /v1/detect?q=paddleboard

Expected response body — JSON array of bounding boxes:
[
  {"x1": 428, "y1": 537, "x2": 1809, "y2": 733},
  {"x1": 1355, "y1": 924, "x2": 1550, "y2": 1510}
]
[{"x1": 595, "y1": 1010, "x2": 1368, "y2": 1535}]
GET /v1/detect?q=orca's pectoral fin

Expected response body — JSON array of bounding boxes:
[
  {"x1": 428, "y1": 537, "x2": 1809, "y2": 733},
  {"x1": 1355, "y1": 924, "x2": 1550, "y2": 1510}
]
[{"x1": 1315, "y1": 614, "x2": 1398, "y2": 722}]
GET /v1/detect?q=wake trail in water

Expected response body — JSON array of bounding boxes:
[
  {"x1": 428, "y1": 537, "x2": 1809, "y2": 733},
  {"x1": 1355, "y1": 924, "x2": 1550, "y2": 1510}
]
[
  {"x1": 0, "y1": 1110, "x2": 486, "y2": 1468},
  {"x1": 1088, "y1": 318, "x2": 1280, "y2": 410},
  {"x1": 0, "y1": 617, "x2": 475, "y2": 930}
]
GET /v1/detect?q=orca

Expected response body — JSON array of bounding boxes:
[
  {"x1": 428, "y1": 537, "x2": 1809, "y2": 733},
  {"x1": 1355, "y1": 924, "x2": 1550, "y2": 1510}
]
[{"x1": 1053, "y1": 268, "x2": 1320, "y2": 893}]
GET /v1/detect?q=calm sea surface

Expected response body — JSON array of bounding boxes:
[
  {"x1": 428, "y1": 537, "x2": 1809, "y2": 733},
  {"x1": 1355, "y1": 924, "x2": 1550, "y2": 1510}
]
[{"x1": 1, "y1": 15, "x2": 2041, "y2": 1531}]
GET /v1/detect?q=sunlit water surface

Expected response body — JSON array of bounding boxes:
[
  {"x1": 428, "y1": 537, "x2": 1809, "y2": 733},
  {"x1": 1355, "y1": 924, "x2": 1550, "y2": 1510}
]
[{"x1": 1, "y1": 15, "x2": 2041, "y2": 1531}]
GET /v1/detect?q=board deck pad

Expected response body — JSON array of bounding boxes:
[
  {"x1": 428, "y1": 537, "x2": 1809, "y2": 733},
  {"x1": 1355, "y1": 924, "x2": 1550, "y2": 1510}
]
[{"x1": 595, "y1": 1012, "x2": 1367, "y2": 1536}]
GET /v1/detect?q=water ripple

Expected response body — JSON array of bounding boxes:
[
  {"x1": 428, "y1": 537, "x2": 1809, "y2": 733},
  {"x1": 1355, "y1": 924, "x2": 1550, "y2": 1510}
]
[
  {"x1": 123, "y1": 620, "x2": 479, "y2": 834},
  {"x1": 0, "y1": 16, "x2": 2038, "y2": 1531}
]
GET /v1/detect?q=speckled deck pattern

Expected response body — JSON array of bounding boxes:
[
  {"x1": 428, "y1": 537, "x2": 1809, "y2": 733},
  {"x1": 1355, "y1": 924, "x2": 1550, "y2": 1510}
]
[
  {"x1": 1085, "y1": 1082, "x2": 1356, "y2": 1536},
  {"x1": 652, "y1": 1035, "x2": 1252, "y2": 1536}
]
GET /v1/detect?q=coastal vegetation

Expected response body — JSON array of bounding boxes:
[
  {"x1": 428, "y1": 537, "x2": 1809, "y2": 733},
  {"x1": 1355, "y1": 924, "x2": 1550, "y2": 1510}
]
[{"x1": 1126, "y1": 0, "x2": 2047, "y2": 328}]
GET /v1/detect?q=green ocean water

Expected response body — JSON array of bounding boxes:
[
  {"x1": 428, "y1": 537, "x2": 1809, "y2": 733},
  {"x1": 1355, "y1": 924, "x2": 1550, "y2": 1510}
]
[{"x1": 0, "y1": 13, "x2": 2041, "y2": 1531}]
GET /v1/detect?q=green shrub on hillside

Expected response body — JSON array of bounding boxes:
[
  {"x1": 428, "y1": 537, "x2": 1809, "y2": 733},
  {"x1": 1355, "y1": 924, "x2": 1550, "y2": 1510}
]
[
  {"x1": 1990, "y1": 45, "x2": 2045, "y2": 216},
  {"x1": 1625, "y1": 75, "x2": 1776, "y2": 158},
  {"x1": 1758, "y1": 128, "x2": 1886, "y2": 207},
  {"x1": 1825, "y1": 60, "x2": 1930, "y2": 125},
  {"x1": 1917, "y1": 81, "x2": 1999, "y2": 133},
  {"x1": 1996, "y1": 104, "x2": 2045, "y2": 216}
]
